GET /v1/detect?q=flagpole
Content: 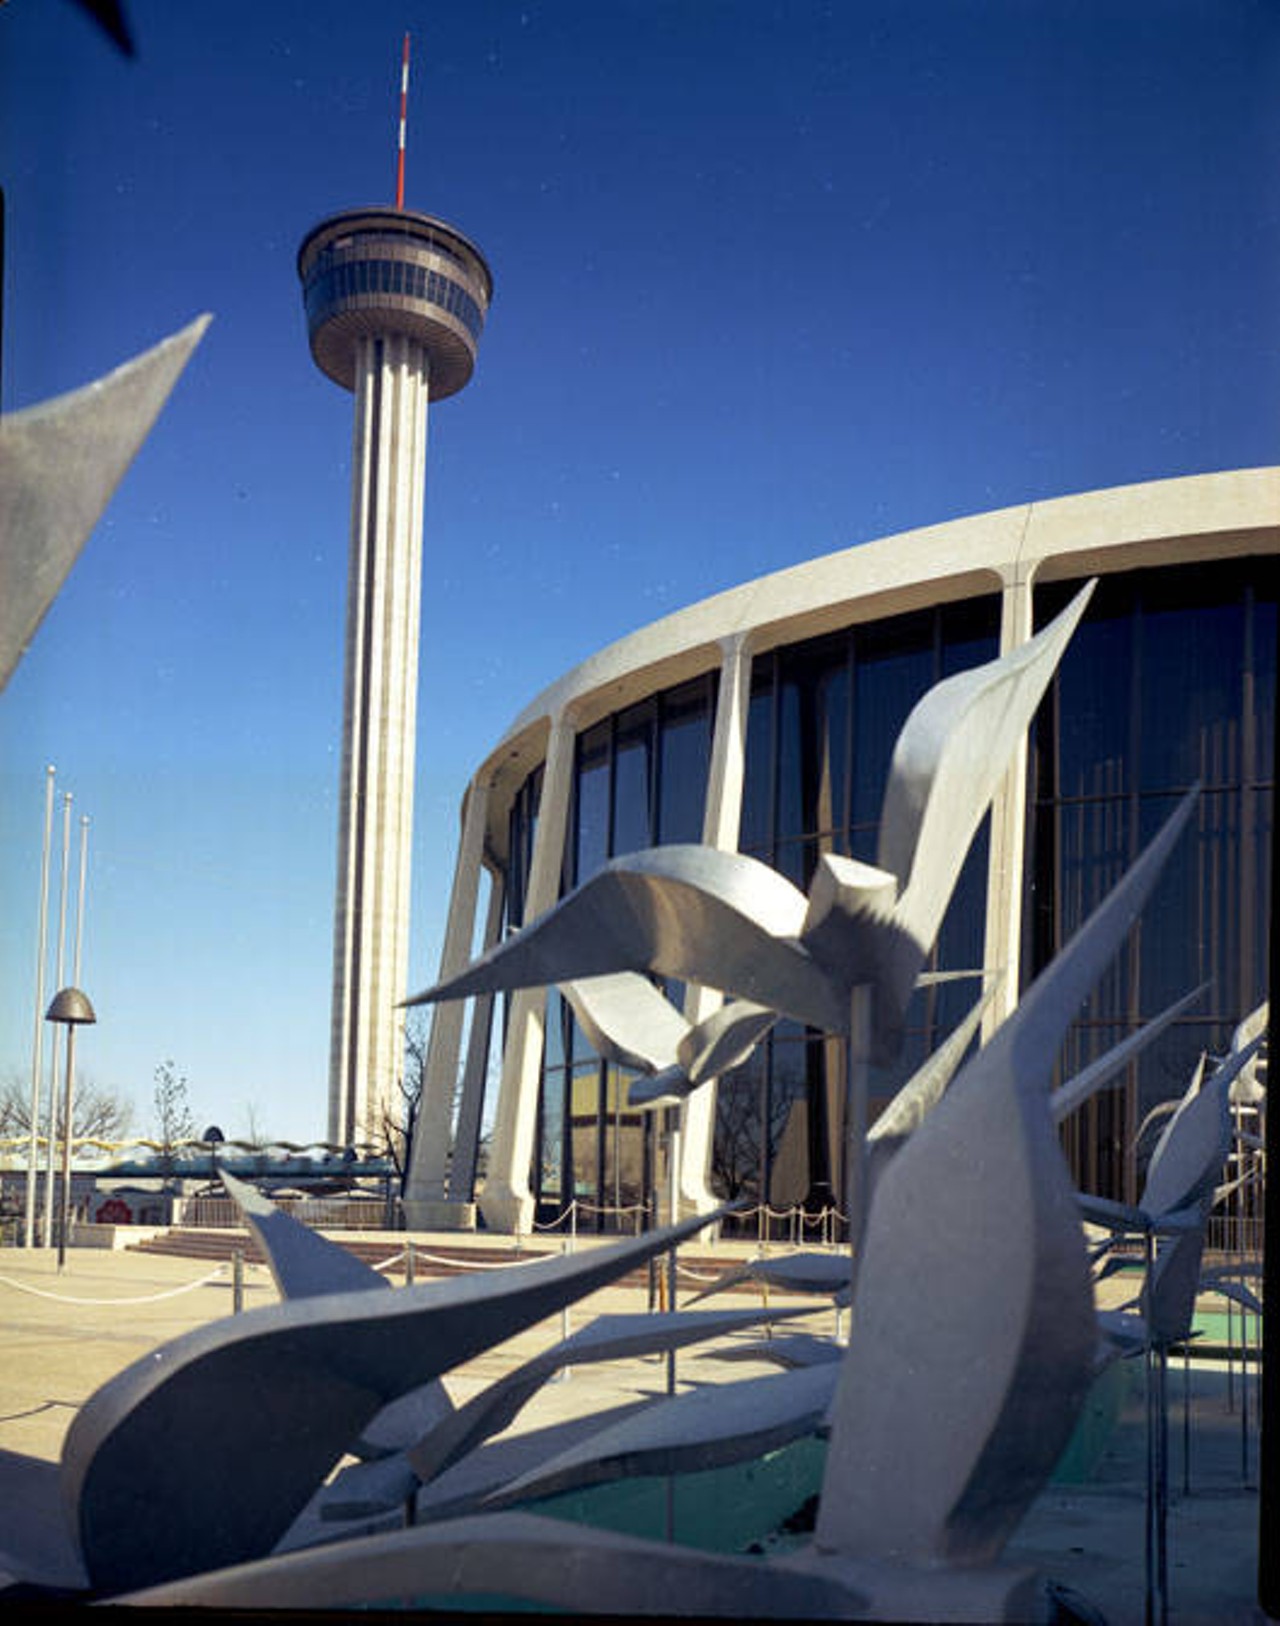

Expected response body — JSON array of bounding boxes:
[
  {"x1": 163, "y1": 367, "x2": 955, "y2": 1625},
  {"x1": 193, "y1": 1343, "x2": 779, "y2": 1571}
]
[
  {"x1": 41, "y1": 792, "x2": 72, "y2": 1247},
  {"x1": 23, "y1": 766, "x2": 55, "y2": 1247}
]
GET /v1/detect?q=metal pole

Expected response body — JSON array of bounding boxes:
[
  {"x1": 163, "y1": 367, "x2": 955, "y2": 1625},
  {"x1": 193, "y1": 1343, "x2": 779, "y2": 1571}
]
[
  {"x1": 24, "y1": 766, "x2": 55, "y2": 1248},
  {"x1": 42, "y1": 793, "x2": 72, "y2": 1248},
  {"x1": 1155, "y1": 1344, "x2": 1169, "y2": 1626},
  {"x1": 1182, "y1": 1345, "x2": 1191, "y2": 1497},
  {"x1": 1259, "y1": 667, "x2": 1280, "y2": 1617},
  {"x1": 232, "y1": 1248, "x2": 244, "y2": 1313},
  {"x1": 666, "y1": 1107, "x2": 681, "y2": 1395},
  {"x1": 1242, "y1": 1298, "x2": 1252, "y2": 1484},
  {"x1": 1151, "y1": 1229, "x2": 1164, "y2": 1626},
  {"x1": 56, "y1": 1023, "x2": 77, "y2": 1271},
  {"x1": 558, "y1": 1236, "x2": 572, "y2": 1377},
  {"x1": 846, "y1": 984, "x2": 872, "y2": 1276},
  {"x1": 72, "y1": 815, "x2": 89, "y2": 984}
]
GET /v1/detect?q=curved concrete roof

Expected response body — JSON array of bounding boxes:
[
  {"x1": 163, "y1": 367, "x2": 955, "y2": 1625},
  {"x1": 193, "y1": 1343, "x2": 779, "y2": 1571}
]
[{"x1": 474, "y1": 466, "x2": 1280, "y2": 825}]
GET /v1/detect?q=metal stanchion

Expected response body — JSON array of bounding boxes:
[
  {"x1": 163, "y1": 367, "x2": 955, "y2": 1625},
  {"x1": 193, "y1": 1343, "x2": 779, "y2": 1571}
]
[{"x1": 232, "y1": 1248, "x2": 244, "y2": 1313}]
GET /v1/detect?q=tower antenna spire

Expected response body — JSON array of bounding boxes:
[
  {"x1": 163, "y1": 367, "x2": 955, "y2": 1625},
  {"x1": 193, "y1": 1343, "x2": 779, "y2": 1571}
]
[{"x1": 395, "y1": 32, "x2": 410, "y2": 210}]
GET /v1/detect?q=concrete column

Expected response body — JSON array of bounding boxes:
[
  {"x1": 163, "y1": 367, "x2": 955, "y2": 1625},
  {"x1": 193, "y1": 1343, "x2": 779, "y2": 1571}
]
[
  {"x1": 479, "y1": 713, "x2": 578, "y2": 1233},
  {"x1": 403, "y1": 777, "x2": 491, "y2": 1226},
  {"x1": 982, "y1": 566, "x2": 1036, "y2": 1037},
  {"x1": 679, "y1": 633, "x2": 754, "y2": 1215},
  {"x1": 328, "y1": 333, "x2": 430, "y2": 1149},
  {"x1": 449, "y1": 869, "x2": 506, "y2": 1203}
]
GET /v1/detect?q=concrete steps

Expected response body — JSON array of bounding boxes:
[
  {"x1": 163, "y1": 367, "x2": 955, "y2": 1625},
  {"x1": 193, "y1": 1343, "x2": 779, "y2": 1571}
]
[{"x1": 126, "y1": 1227, "x2": 771, "y2": 1296}]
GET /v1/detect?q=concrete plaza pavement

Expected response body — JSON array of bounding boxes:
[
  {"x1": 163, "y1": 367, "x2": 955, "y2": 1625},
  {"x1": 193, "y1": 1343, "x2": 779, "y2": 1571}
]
[{"x1": 0, "y1": 1234, "x2": 1269, "y2": 1621}]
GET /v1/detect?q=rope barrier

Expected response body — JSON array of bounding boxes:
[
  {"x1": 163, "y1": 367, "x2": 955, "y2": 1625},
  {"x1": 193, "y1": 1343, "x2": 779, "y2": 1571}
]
[
  {"x1": 403, "y1": 1249, "x2": 532, "y2": 1272},
  {"x1": 0, "y1": 1262, "x2": 229, "y2": 1305},
  {"x1": 675, "y1": 1262, "x2": 728, "y2": 1282},
  {"x1": 369, "y1": 1249, "x2": 408, "y2": 1272}
]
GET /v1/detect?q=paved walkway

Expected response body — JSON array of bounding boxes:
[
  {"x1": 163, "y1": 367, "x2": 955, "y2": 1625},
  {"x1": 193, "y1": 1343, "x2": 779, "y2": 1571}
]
[{"x1": 0, "y1": 1237, "x2": 1269, "y2": 1620}]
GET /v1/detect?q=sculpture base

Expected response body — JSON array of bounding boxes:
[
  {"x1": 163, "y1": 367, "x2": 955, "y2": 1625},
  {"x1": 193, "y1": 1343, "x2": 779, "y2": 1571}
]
[{"x1": 403, "y1": 1200, "x2": 476, "y2": 1233}]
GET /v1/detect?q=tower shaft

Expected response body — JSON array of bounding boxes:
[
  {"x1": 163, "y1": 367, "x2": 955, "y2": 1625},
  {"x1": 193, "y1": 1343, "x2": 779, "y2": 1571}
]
[
  {"x1": 330, "y1": 333, "x2": 429, "y2": 1145},
  {"x1": 299, "y1": 202, "x2": 490, "y2": 1153}
]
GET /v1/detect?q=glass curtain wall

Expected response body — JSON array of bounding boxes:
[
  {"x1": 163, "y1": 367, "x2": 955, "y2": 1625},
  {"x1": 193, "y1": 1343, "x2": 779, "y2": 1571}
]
[
  {"x1": 727, "y1": 597, "x2": 1001, "y2": 1226},
  {"x1": 1028, "y1": 560, "x2": 1275, "y2": 1205},
  {"x1": 513, "y1": 675, "x2": 717, "y2": 1229}
]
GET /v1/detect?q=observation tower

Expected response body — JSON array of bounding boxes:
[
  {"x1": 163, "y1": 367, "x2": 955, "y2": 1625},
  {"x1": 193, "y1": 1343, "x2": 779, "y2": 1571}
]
[{"x1": 298, "y1": 196, "x2": 492, "y2": 1146}]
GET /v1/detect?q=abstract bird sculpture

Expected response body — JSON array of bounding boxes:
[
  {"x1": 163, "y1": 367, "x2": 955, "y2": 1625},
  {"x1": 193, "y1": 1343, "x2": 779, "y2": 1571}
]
[
  {"x1": 113, "y1": 791, "x2": 1199, "y2": 1621},
  {"x1": 558, "y1": 972, "x2": 778, "y2": 1108},
  {"x1": 0, "y1": 317, "x2": 210, "y2": 691},
  {"x1": 405, "y1": 581, "x2": 1095, "y2": 1070}
]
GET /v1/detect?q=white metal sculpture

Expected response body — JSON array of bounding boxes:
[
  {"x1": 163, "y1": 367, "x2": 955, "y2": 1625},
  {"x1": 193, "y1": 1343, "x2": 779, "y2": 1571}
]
[
  {"x1": 109, "y1": 792, "x2": 1199, "y2": 1619},
  {"x1": 0, "y1": 317, "x2": 210, "y2": 691},
  {"x1": 60, "y1": 1206, "x2": 726, "y2": 1594}
]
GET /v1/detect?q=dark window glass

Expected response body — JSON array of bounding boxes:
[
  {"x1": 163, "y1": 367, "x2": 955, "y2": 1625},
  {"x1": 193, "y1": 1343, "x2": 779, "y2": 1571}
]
[
  {"x1": 569, "y1": 1063, "x2": 601, "y2": 1202},
  {"x1": 574, "y1": 723, "x2": 610, "y2": 883},
  {"x1": 543, "y1": 988, "x2": 566, "y2": 1073},
  {"x1": 539, "y1": 1066, "x2": 565, "y2": 1203},
  {"x1": 1030, "y1": 560, "x2": 1275, "y2": 1202},
  {"x1": 601, "y1": 1065, "x2": 646, "y2": 1217},
  {"x1": 850, "y1": 613, "x2": 935, "y2": 830},
  {"x1": 775, "y1": 668, "x2": 805, "y2": 848},
  {"x1": 657, "y1": 677, "x2": 713, "y2": 845},
  {"x1": 739, "y1": 674, "x2": 775, "y2": 855},
  {"x1": 767, "y1": 1032, "x2": 811, "y2": 1209},
  {"x1": 1139, "y1": 587, "x2": 1243, "y2": 791},
  {"x1": 612, "y1": 700, "x2": 656, "y2": 856}
]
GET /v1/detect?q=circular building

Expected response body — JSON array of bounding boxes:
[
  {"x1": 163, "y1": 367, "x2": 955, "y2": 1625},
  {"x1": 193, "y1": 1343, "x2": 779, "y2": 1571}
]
[{"x1": 405, "y1": 468, "x2": 1277, "y2": 1236}]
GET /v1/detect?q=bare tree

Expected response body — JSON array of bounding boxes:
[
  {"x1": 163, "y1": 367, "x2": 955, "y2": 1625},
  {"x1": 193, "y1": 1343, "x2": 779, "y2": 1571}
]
[
  {"x1": 383, "y1": 1015, "x2": 428, "y2": 1191},
  {"x1": 711, "y1": 1071, "x2": 762, "y2": 1203},
  {"x1": 0, "y1": 1069, "x2": 133, "y2": 1142},
  {"x1": 241, "y1": 1099, "x2": 265, "y2": 1149},
  {"x1": 153, "y1": 1059, "x2": 195, "y2": 1179}
]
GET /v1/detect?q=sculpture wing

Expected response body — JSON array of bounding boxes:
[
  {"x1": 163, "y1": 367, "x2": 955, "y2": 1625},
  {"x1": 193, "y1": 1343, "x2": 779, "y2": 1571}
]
[
  {"x1": 684, "y1": 1252, "x2": 852, "y2": 1305},
  {"x1": 628, "y1": 999, "x2": 778, "y2": 1106},
  {"x1": 405, "y1": 845, "x2": 840, "y2": 1031},
  {"x1": 879, "y1": 582, "x2": 1095, "y2": 970},
  {"x1": 560, "y1": 973, "x2": 688, "y2": 1073},
  {"x1": 1227, "y1": 1000, "x2": 1269, "y2": 1106},
  {"x1": 1049, "y1": 985, "x2": 1207, "y2": 1125},
  {"x1": 408, "y1": 1306, "x2": 809, "y2": 1488},
  {"x1": 221, "y1": 1171, "x2": 389, "y2": 1299},
  {"x1": 112, "y1": 1512, "x2": 857, "y2": 1616},
  {"x1": 0, "y1": 316, "x2": 210, "y2": 691},
  {"x1": 867, "y1": 982, "x2": 997, "y2": 1147},
  {"x1": 61, "y1": 1208, "x2": 723, "y2": 1594},
  {"x1": 483, "y1": 1365, "x2": 838, "y2": 1511},
  {"x1": 815, "y1": 788, "x2": 1195, "y2": 1567},
  {"x1": 219, "y1": 1171, "x2": 454, "y2": 1460},
  {"x1": 1141, "y1": 1034, "x2": 1263, "y2": 1218},
  {"x1": 678, "y1": 998, "x2": 779, "y2": 1084}
]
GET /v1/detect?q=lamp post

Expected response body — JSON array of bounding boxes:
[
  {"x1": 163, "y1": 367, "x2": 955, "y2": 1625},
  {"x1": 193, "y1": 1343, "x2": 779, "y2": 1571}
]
[
  {"x1": 45, "y1": 987, "x2": 95, "y2": 1271},
  {"x1": 203, "y1": 1125, "x2": 225, "y2": 1198}
]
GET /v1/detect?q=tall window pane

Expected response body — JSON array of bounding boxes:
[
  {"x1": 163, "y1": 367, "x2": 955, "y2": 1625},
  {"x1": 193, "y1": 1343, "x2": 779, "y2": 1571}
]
[
  {"x1": 574, "y1": 722, "x2": 610, "y2": 883},
  {"x1": 612, "y1": 700, "x2": 655, "y2": 856},
  {"x1": 658, "y1": 677, "x2": 713, "y2": 845}
]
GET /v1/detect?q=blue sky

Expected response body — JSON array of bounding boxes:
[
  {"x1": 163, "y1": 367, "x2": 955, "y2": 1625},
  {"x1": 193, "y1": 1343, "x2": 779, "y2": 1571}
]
[{"x1": 2, "y1": 0, "x2": 1278, "y2": 1143}]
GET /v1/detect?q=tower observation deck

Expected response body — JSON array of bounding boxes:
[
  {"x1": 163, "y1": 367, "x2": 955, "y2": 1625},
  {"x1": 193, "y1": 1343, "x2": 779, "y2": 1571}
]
[
  {"x1": 298, "y1": 205, "x2": 492, "y2": 1149},
  {"x1": 299, "y1": 207, "x2": 492, "y2": 397}
]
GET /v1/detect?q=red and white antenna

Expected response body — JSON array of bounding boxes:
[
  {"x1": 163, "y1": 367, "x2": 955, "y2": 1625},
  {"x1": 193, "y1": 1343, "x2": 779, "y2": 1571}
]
[{"x1": 395, "y1": 32, "x2": 410, "y2": 210}]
